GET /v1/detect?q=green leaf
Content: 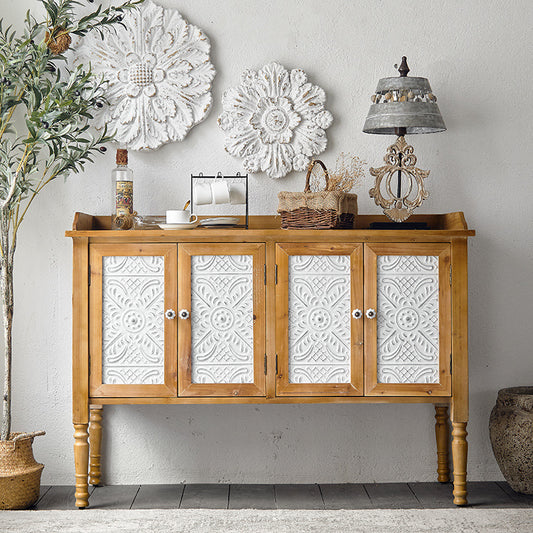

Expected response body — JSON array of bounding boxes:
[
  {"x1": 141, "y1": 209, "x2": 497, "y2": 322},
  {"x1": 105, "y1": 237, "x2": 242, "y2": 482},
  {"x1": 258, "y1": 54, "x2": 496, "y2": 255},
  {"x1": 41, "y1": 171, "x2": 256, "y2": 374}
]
[{"x1": 0, "y1": 0, "x2": 139, "y2": 242}]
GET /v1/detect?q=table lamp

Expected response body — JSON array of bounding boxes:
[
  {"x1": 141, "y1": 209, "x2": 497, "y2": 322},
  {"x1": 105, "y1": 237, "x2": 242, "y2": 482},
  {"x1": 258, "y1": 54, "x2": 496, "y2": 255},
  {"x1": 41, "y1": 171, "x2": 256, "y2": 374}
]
[{"x1": 363, "y1": 57, "x2": 446, "y2": 226}]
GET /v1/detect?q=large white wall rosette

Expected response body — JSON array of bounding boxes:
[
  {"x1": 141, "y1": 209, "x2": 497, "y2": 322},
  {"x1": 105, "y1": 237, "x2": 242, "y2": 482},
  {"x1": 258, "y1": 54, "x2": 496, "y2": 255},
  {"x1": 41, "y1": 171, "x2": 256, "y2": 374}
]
[
  {"x1": 218, "y1": 62, "x2": 333, "y2": 179},
  {"x1": 76, "y1": 0, "x2": 216, "y2": 151}
]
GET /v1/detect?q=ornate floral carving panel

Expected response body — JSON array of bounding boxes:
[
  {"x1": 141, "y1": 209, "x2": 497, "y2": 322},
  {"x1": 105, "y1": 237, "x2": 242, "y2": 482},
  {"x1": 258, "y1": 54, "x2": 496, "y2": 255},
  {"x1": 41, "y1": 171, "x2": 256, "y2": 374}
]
[
  {"x1": 101, "y1": 256, "x2": 165, "y2": 384},
  {"x1": 218, "y1": 62, "x2": 333, "y2": 178},
  {"x1": 76, "y1": 0, "x2": 216, "y2": 151},
  {"x1": 190, "y1": 255, "x2": 254, "y2": 383},
  {"x1": 376, "y1": 255, "x2": 440, "y2": 384},
  {"x1": 288, "y1": 256, "x2": 351, "y2": 383}
]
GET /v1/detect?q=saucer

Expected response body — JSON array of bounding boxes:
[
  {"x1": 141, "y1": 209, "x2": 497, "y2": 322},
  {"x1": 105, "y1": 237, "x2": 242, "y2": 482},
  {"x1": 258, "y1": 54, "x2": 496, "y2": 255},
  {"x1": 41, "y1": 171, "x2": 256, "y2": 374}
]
[
  {"x1": 158, "y1": 222, "x2": 199, "y2": 230},
  {"x1": 198, "y1": 217, "x2": 240, "y2": 227}
]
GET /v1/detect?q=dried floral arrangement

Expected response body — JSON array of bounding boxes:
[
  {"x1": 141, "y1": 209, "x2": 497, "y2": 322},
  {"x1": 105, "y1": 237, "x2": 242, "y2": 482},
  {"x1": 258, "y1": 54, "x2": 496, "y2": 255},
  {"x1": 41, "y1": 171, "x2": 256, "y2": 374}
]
[{"x1": 308, "y1": 152, "x2": 366, "y2": 193}]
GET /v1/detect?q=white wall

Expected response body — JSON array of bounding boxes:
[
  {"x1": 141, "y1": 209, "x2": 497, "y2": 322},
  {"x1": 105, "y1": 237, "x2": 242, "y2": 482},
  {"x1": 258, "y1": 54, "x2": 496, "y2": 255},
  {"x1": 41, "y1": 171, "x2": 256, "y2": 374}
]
[{"x1": 2, "y1": 0, "x2": 533, "y2": 484}]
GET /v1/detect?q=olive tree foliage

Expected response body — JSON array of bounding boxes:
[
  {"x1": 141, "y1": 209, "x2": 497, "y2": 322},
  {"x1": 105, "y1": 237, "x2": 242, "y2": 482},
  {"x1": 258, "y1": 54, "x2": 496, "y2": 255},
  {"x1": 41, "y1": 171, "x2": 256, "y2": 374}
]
[{"x1": 0, "y1": 0, "x2": 142, "y2": 440}]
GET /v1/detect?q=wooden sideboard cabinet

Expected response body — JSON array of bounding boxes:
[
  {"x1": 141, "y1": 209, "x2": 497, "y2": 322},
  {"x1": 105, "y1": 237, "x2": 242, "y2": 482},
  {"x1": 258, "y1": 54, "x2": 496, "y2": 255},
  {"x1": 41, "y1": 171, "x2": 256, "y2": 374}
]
[{"x1": 67, "y1": 212, "x2": 474, "y2": 508}]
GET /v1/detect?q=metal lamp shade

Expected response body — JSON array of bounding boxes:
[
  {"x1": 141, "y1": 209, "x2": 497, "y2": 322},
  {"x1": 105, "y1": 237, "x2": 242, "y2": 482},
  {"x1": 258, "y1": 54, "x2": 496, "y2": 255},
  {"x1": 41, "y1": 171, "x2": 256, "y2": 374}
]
[{"x1": 363, "y1": 77, "x2": 446, "y2": 135}]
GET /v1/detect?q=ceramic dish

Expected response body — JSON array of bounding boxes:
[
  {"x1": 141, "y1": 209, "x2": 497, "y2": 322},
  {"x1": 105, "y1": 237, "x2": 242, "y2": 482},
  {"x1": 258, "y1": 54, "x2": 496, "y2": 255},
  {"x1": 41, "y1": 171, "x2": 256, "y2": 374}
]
[
  {"x1": 134, "y1": 215, "x2": 165, "y2": 229},
  {"x1": 198, "y1": 217, "x2": 240, "y2": 226},
  {"x1": 158, "y1": 222, "x2": 199, "y2": 230}
]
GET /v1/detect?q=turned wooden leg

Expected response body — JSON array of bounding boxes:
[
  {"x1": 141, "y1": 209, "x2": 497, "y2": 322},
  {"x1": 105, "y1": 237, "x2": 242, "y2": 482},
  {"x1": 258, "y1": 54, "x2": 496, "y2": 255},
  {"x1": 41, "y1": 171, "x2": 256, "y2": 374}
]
[
  {"x1": 435, "y1": 405, "x2": 450, "y2": 483},
  {"x1": 89, "y1": 405, "x2": 103, "y2": 486},
  {"x1": 451, "y1": 421, "x2": 468, "y2": 505},
  {"x1": 74, "y1": 423, "x2": 90, "y2": 508}
]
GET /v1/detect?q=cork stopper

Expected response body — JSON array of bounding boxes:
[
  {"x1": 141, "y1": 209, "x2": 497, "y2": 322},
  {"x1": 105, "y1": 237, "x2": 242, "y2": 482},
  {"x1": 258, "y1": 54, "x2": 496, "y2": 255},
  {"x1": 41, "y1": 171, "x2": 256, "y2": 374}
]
[{"x1": 116, "y1": 149, "x2": 128, "y2": 166}]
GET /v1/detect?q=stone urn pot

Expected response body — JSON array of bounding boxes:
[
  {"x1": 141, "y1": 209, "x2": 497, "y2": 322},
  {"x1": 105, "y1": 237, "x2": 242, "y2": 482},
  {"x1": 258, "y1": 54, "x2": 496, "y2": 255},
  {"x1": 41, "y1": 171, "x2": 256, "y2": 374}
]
[{"x1": 489, "y1": 387, "x2": 533, "y2": 494}]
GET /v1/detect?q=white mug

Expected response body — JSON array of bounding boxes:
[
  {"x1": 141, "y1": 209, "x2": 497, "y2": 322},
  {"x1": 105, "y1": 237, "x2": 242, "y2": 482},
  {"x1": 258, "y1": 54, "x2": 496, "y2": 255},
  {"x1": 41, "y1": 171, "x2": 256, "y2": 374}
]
[
  {"x1": 166, "y1": 209, "x2": 198, "y2": 224},
  {"x1": 193, "y1": 182, "x2": 212, "y2": 205},
  {"x1": 229, "y1": 182, "x2": 247, "y2": 205},
  {"x1": 211, "y1": 176, "x2": 230, "y2": 204}
]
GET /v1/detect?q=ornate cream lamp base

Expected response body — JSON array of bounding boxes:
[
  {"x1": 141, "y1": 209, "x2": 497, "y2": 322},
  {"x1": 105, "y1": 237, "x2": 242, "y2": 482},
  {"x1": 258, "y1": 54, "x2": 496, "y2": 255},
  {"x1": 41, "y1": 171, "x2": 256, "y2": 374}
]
[{"x1": 369, "y1": 136, "x2": 430, "y2": 223}]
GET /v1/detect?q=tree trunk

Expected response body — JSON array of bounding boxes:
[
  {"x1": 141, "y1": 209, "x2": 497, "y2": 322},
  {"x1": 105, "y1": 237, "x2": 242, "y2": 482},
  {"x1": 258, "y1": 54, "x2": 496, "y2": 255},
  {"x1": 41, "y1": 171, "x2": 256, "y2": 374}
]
[{"x1": 0, "y1": 218, "x2": 14, "y2": 441}]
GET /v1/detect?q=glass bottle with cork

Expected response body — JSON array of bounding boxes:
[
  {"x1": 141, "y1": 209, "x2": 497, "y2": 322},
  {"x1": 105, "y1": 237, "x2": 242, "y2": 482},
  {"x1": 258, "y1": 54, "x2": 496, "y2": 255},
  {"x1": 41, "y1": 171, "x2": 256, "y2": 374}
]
[{"x1": 112, "y1": 148, "x2": 134, "y2": 229}]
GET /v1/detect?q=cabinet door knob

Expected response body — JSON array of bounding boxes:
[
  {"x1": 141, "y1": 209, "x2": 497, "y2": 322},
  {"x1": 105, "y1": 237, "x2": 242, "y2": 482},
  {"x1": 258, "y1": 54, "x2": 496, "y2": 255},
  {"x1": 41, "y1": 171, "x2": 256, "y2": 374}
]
[
  {"x1": 179, "y1": 309, "x2": 190, "y2": 320},
  {"x1": 366, "y1": 308, "x2": 376, "y2": 319},
  {"x1": 352, "y1": 309, "x2": 362, "y2": 319},
  {"x1": 165, "y1": 309, "x2": 176, "y2": 320}
]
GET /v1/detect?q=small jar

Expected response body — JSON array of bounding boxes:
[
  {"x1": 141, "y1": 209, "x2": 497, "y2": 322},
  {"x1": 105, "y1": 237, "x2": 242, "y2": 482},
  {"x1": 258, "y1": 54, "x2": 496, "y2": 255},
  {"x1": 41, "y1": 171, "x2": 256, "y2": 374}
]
[{"x1": 112, "y1": 149, "x2": 133, "y2": 229}]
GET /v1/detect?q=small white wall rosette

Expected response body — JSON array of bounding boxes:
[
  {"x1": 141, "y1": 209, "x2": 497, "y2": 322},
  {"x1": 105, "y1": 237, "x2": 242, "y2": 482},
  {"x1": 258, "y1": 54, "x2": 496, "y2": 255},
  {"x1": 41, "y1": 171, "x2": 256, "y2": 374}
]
[
  {"x1": 218, "y1": 62, "x2": 333, "y2": 178},
  {"x1": 76, "y1": 0, "x2": 215, "y2": 151}
]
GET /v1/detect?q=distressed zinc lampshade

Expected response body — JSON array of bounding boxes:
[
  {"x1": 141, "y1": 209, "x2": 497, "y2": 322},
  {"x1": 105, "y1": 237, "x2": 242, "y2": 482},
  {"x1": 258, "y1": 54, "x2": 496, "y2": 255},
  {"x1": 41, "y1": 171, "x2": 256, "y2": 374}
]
[{"x1": 363, "y1": 57, "x2": 446, "y2": 224}]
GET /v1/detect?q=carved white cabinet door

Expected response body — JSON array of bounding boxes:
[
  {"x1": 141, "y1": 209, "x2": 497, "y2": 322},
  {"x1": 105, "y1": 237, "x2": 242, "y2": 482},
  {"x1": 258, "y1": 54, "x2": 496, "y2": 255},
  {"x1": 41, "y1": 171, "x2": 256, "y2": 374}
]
[
  {"x1": 178, "y1": 243, "x2": 266, "y2": 397},
  {"x1": 275, "y1": 243, "x2": 364, "y2": 396},
  {"x1": 364, "y1": 243, "x2": 451, "y2": 396},
  {"x1": 89, "y1": 244, "x2": 178, "y2": 397}
]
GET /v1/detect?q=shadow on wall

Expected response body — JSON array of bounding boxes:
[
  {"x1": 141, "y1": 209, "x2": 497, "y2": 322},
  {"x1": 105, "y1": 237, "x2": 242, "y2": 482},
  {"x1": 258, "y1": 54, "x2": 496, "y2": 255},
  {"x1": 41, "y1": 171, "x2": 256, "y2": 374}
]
[
  {"x1": 466, "y1": 225, "x2": 533, "y2": 479},
  {"x1": 469, "y1": 231, "x2": 533, "y2": 387},
  {"x1": 99, "y1": 403, "x2": 439, "y2": 484}
]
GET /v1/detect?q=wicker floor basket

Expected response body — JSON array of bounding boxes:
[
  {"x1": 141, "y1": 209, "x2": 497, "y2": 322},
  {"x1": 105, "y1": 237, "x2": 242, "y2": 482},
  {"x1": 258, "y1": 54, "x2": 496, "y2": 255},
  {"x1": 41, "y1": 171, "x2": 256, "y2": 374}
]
[
  {"x1": 278, "y1": 160, "x2": 357, "y2": 229},
  {"x1": 0, "y1": 432, "x2": 45, "y2": 510}
]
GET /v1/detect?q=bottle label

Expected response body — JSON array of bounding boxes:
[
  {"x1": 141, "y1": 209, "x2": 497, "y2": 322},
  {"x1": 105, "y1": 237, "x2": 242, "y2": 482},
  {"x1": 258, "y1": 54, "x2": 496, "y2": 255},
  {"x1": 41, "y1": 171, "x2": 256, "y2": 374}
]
[{"x1": 116, "y1": 181, "x2": 133, "y2": 216}]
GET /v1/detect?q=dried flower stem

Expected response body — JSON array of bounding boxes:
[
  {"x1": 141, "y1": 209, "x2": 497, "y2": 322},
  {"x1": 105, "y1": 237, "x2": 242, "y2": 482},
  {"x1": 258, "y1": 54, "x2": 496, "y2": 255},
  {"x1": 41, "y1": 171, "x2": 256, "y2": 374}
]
[{"x1": 327, "y1": 152, "x2": 366, "y2": 192}]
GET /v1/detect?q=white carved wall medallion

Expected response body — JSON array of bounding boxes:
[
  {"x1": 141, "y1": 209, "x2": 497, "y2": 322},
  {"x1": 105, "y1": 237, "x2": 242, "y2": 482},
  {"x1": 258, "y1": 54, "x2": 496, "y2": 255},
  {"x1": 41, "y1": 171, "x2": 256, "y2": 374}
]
[
  {"x1": 218, "y1": 62, "x2": 333, "y2": 178},
  {"x1": 376, "y1": 255, "x2": 440, "y2": 384},
  {"x1": 76, "y1": 0, "x2": 216, "y2": 151}
]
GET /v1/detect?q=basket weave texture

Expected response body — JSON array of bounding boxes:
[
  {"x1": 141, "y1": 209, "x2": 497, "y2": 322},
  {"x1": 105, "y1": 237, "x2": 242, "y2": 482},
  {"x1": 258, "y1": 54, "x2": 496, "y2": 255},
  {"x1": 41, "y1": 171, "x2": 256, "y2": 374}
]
[
  {"x1": 278, "y1": 160, "x2": 357, "y2": 229},
  {"x1": 0, "y1": 433, "x2": 44, "y2": 510}
]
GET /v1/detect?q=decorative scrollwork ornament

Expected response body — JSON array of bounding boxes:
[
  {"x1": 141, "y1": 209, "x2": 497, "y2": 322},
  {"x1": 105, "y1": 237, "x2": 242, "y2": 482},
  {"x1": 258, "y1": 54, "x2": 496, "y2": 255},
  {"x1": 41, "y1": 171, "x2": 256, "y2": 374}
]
[{"x1": 369, "y1": 136, "x2": 430, "y2": 223}]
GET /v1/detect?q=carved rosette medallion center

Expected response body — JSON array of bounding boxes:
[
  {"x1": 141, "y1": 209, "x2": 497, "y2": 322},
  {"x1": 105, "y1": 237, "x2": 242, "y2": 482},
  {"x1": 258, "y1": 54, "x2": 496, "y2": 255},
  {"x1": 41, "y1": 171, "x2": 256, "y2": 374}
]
[
  {"x1": 250, "y1": 96, "x2": 301, "y2": 145},
  {"x1": 395, "y1": 307, "x2": 420, "y2": 331},
  {"x1": 129, "y1": 63, "x2": 154, "y2": 87},
  {"x1": 209, "y1": 307, "x2": 235, "y2": 331},
  {"x1": 307, "y1": 308, "x2": 332, "y2": 331},
  {"x1": 265, "y1": 108, "x2": 288, "y2": 132},
  {"x1": 122, "y1": 309, "x2": 146, "y2": 333}
]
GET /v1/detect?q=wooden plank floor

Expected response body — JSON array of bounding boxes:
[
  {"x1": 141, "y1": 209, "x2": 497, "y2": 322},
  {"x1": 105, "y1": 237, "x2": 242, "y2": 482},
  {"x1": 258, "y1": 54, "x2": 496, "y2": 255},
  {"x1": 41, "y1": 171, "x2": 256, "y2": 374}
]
[{"x1": 33, "y1": 482, "x2": 533, "y2": 510}]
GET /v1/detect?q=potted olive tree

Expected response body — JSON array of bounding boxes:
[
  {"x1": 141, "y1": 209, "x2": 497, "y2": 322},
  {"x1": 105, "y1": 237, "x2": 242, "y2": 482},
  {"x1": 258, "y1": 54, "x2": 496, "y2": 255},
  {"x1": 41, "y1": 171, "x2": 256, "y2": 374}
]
[{"x1": 0, "y1": 0, "x2": 141, "y2": 509}]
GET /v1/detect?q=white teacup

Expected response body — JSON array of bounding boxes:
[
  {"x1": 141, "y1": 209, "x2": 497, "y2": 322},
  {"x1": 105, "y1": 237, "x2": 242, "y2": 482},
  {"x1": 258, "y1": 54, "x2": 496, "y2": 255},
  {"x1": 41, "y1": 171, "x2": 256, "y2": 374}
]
[
  {"x1": 166, "y1": 210, "x2": 198, "y2": 224},
  {"x1": 193, "y1": 182, "x2": 212, "y2": 205},
  {"x1": 229, "y1": 182, "x2": 247, "y2": 205},
  {"x1": 211, "y1": 176, "x2": 230, "y2": 204}
]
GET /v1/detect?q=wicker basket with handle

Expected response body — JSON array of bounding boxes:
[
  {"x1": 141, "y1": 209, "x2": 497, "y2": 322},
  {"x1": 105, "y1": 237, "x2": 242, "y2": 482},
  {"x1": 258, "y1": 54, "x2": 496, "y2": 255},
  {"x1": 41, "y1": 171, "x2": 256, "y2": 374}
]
[
  {"x1": 0, "y1": 431, "x2": 45, "y2": 509},
  {"x1": 277, "y1": 159, "x2": 358, "y2": 229}
]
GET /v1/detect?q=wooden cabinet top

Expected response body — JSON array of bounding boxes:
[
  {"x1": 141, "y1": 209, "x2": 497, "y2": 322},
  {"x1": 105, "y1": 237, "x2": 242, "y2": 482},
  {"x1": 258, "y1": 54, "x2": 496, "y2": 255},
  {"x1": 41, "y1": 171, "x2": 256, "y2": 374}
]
[{"x1": 66, "y1": 212, "x2": 475, "y2": 241}]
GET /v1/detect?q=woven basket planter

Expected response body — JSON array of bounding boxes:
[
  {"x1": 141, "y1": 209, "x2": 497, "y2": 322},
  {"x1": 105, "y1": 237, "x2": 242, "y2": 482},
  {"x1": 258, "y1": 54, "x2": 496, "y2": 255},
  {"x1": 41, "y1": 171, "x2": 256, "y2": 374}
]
[
  {"x1": 278, "y1": 160, "x2": 357, "y2": 229},
  {"x1": 0, "y1": 432, "x2": 45, "y2": 509}
]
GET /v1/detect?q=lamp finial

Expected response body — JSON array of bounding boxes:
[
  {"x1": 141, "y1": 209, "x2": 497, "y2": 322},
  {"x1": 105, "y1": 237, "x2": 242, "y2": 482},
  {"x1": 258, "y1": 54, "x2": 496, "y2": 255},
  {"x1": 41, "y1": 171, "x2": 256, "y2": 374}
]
[{"x1": 398, "y1": 56, "x2": 409, "y2": 77}]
